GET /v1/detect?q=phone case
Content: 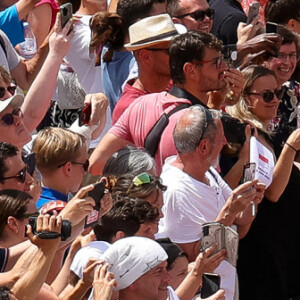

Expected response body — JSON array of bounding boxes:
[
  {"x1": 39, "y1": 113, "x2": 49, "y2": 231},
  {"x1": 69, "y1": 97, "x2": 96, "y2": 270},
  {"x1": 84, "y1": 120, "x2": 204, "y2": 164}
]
[{"x1": 60, "y1": 3, "x2": 73, "y2": 28}]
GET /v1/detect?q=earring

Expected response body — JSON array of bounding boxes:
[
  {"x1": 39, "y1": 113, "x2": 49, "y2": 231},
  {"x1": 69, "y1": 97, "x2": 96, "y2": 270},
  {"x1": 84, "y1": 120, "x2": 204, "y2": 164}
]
[{"x1": 15, "y1": 229, "x2": 19, "y2": 234}]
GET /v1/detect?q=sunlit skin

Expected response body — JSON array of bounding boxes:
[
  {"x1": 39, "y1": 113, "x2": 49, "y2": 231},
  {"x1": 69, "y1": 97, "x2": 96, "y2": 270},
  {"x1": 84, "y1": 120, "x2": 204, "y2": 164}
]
[
  {"x1": 167, "y1": 256, "x2": 189, "y2": 290},
  {"x1": 264, "y1": 43, "x2": 298, "y2": 87},
  {"x1": 245, "y1": 74, "x2": 280, "y2": 127},
  {"x1": 175, "y1": 0, "x2": 213, "y2": 33}
]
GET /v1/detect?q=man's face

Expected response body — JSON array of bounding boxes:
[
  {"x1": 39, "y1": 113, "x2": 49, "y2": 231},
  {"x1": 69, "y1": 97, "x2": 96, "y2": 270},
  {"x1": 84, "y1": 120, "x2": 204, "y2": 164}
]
[
  {"x1": 195, "y1": 48, "x2": 228, "y2": 93},
  {"x1": 175, "y1": 0, "x2": 213, "y2": 33},
  {"x1": 207, "y1": 119, "x2": 227, "y2": 167},
  {"x1": 0, "y1": 154, "x2": 33, "y2": 193},
  {"x1": 0, "y1": 105, "x2": 31, "y2": 148},
  {"x1": 133, "y1": 261, "x2": 171, "y2": 300},
  {"x1": 264, "y1": 43, "x2": 298, "y2": 86}
]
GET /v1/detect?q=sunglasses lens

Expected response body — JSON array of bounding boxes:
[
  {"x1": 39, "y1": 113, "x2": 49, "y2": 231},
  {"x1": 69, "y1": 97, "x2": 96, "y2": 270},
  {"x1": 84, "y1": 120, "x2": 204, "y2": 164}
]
[
  {"x1": 263, "y1": 91, "x2": 274, "y2": 103},
  {"x1": 0, "y1": 87, "x2": 5, "y2": 98},
  {"x1": 1, "y1": 113, "x2": 14, "y2": 125},
  {"x1": 206, "y1": 8, "x2": 214, "y2": 19},
  {"x1": 8, "y1": 86, "x2": 16, "y2": 95},
  {"x1": 83, "y1": 160, "x2": 89, "y2": 172},
  {"x1": 19, "y1": 169, "x2": 27, "y2": 183},
  {"x1": 275, "y1": 89, "x2": 283, "y2": 100},
  {"x1": 194, "y1": 10, "x2": 205, "y2": 21}
]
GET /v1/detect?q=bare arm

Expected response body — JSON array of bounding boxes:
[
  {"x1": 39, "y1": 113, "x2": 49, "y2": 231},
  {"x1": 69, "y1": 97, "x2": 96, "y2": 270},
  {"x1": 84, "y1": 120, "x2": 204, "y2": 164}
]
[
  {"x1": 15, "y1": 0, "x2": 39, "y2": 20},
  {"x1": 264, "y1": 129, "x2": 300, "y2": 202},
  {"x1": 22, "y1": 14, "x2": 74, "y2": 132},
  {"x1": 89, "y1": 133, "x2": 130, "y2": 175}
]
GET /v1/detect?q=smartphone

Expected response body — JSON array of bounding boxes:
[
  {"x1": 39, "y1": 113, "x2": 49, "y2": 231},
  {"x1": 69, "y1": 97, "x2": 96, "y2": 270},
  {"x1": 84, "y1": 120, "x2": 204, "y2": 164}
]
[
  {"x1": 60, "y1": 3, "x2": 73, "y2": 28},
  {"x1": 22, "y1": 153, "x2": 36, "y2": 176},
  {"x1": 79, "y1": 102, "x2": 92, "y2": 126},
  {"x1": 200, "y1": 273, "x2": 221, "y2": 298},
  {"x1": 84, "y1": 181, "x2": 106, "y2": 228},
  {"x1": 247, "y1": 2, "x2": 260, "y2": 24},
  {"x1": 266, "y1": 21, "x2": 278, "y2": 34},
  {"x1": 242, "y1": 162, "x2": 256, "y2": 183}
]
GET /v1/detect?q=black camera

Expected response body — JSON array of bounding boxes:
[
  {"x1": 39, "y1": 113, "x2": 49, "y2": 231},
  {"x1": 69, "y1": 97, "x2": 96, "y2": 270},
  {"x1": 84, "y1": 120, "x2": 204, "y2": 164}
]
[
  {"x1": 28, "y1": 216, "x2": 72, "y2": 241},
  {"x1": 221, "y1": 113, "x2": 249, "y2": 145}
]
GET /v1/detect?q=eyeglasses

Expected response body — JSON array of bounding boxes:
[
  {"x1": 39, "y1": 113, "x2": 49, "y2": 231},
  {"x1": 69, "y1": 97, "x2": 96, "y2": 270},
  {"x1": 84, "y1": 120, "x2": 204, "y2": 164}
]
[
  {"x1": 132, "y1": 172, "x2": 152, "y2": 186},
  {"x1": 0, "y1": 166, "x2": 27, "y2": 183},
  {"x1": 0, "y1": 84, "x2": 17, "y2": 98},
  {"x1": 194, "y1": 55, "x2": 224, "y2": 69},
  {"x1": 22, "y1": 211, "x2": 39, "y2": 219},
  {"x1": 245, "y1": 89, "x2": 283, "y2": 103},
  {"x1": 277, "y1": 52, "x2": 298, "y2": 61},
  {"x1": 175, "y1": 8, "x2": 214, "y2": 22},
  {"x1": 0, "y1": 108, "x2": 23, "y2": 126},
  {"x1": 57, "y1": 159, "x2": 89, "y2": 172}
]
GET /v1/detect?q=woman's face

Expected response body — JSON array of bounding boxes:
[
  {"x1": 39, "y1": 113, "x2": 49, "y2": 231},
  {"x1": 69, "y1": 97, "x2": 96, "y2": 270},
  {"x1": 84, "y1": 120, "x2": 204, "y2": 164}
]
[
  {"x1": 264, "y1": 43, "x2": 298, "y2": 86},
  {"x1": 168, "y1": 256, "x2": 189, "y2": 289},
  {"x1": 246, "y1": 74, "x2": 280, "y2": 125}
]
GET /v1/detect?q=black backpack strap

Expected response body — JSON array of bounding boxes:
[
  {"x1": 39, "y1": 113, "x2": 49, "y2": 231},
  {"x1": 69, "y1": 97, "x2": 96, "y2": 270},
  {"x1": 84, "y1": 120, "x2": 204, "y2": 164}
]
[
  {"x1": 144, "y1": 103, "x2": 190, "y2": 157},
  {"x1": 0, "y1": 33, "x2": 7, "y2": 57}
]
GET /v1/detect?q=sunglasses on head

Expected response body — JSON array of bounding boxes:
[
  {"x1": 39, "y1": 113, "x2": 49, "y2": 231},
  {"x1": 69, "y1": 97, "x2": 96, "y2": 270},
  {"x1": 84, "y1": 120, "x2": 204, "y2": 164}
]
[
  {"x1": 0, "y1": 108, "x2": 23, "y2": 126},
  {"x1": 132, "y1": 172, "x2": 152, "y2": 186},
  {"x1": 245, "y1": 89, "x2": 283, "y2": 103},
  {"x1": 176, "y1": 8, "x2": 214, "y2": 22},
  {"x1": 0, "y1": 165, "x2": 27, "y2": 184},
  {"x1": 0, "y1": 84, "x2": 17, "y2": 98}
]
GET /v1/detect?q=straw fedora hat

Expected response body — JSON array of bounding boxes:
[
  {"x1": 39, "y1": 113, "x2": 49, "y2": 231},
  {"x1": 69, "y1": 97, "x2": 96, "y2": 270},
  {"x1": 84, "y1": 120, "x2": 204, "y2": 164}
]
[{"x1": 124, "y1": 14, "x2": 179, "y2": 51}]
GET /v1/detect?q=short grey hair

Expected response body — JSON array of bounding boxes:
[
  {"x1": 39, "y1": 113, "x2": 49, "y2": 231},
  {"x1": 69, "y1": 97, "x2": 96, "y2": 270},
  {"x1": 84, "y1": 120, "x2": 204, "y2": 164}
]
[
  {"x1": 103, "y1": 146, "x2": 156, "y2": 177},
  {"x1": 173, "y1": 106, "x2": 219, "y2": 154}
]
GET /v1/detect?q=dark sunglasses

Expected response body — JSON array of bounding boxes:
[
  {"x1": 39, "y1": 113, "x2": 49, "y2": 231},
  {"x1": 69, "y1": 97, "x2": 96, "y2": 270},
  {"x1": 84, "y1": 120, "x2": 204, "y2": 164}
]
[
  {"x1": 176, "y1": 8, "x2": 214, "y2": 22},
  {"x1": 0, "y1": 84, "x2": 17, "y2": 98},
  {"x1": 199, "y1": 106, "x2": 214, "y2": 141},
  {"x1": 58, "y1": 159, "x2": 89, "y2": 172},
  {"x1": 0, "y1": 108, "x2": 23, "y2": 126},
  {"x1": 245, "y1": 89, "x2": 283, "y2": 103},
  {"x1": 0, "y1": 166, "x2": 27, "y2": 183},
  {"x1": 147, "y1": 48, "x2": 169, "y2": 54}
]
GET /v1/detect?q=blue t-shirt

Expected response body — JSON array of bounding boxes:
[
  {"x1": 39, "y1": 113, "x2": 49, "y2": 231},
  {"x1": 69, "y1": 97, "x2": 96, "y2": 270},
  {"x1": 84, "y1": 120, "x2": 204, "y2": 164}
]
[
  {"x1": 0, "y1": 4, "x2": 24, "y2": 46},
  {"x1": 101, "y1": 47, "x2": 135, "y2": 112},
  {"x1": 36, "y1": 187, "x2": 68, "y2": 209}
]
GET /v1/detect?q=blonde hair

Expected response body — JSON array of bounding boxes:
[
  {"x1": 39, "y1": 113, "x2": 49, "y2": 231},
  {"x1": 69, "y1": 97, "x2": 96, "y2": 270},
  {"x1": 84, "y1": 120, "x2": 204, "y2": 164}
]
[
  {"x1": 226, "y1": 65, "x2": 276, "y2": 130},
  {"x1": 33, "y1": 127, "x2": 86, "y2": 172},
  {"x1": 0, "y1": 66, "x2": 12, "y2": 85}
]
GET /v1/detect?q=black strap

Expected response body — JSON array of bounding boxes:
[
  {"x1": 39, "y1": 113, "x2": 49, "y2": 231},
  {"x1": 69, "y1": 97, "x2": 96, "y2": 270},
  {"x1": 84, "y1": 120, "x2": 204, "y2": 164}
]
[
  {"x1": 0, "y1": 33, "x2": 7, "y2": 57},
  {"x1": 144, "y1": 86, "x2": 208, "y2": 157},
  {"x1": 144, "y1": 103, "x2": 190, "y2": 157}
]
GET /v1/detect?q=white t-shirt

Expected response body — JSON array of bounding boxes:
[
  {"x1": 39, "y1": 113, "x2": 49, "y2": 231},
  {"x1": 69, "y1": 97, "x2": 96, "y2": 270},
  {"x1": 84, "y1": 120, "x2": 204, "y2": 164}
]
[
  {"x1": 0, "y1": 30, "x2": 20, "y2": 72},
  {"x1": 160, "y1": 156, "x2": 235, "y2": 300},
  {"x1": 70, "y1": 240, "x2": 110, "y2": 278}
]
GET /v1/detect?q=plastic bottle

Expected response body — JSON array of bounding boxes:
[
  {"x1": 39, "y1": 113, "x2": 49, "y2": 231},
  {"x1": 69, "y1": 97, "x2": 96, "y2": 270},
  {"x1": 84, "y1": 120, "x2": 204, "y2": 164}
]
[
  {"x1": 297, "y1": 103, "x2": 300, "y2": 128},
  {"x1": 18, "y1": 22, "x2": 37, "y2": 59}
]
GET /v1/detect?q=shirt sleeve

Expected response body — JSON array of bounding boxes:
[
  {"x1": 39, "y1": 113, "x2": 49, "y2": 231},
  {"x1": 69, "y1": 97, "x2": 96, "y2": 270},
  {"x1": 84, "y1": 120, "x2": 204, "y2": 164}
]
[
  {"x1": 0, "y1": 5, "x2": 24, "y2": 46},
  {"x1": 0, "y1": 248, "x2": 8, "y2": 272}
]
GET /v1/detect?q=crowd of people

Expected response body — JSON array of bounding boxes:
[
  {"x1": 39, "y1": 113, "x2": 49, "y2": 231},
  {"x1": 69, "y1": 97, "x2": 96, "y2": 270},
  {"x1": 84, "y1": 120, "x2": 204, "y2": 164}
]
[{"x1": 0, "y1": 0, "x2": 299, "y2": 299}]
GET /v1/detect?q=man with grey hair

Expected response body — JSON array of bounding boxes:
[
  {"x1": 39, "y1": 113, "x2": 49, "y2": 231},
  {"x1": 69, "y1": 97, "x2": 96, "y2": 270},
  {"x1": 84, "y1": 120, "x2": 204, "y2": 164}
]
[{"x1": 160, "y1": 105, "x2": 266, "y2": 299}]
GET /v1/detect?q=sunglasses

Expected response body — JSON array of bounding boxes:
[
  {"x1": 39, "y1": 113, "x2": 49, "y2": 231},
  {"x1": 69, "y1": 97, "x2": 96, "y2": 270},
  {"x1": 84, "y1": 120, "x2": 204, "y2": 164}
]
[
  {"x1": 0, "y1": 108, "x2": 23, "y2": 126},
  {"x1": 22, "y1": 211, "x2": 39, "y2": 219},
  {"x1": 176, "y1": 8, "x2": 214, "y2": 22},
  {"x1": 194, "y1": 55, "x2": 224, "y2": 69},
  {"x1": 0, "y1": 166, "x2": 27, "y2": 183},
  {"x1": 147, "y1": 48, "x2": 169, "y2": 54},
  {"x1": 199, "y1": 106, "x2": 214, "y2": 141},
  {"x1": 57, "y1": 159, "x2": 89, "y2": 172},
  {"x1": 245, "y1": 89, "x2": 283, "y2": 103},
  {"x1": 0, "y1": 84, "x2": 17, "y2": 98},
  {"x1": 132, "y1": 172, "x2": 153, "y2": 186}
]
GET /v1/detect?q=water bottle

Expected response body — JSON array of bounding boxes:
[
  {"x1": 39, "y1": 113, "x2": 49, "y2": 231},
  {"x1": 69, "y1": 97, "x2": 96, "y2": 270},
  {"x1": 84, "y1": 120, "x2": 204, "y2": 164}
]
[
  {"x1": 297, "y1": 103, "x2": 300, "y2": 128},
  {"x1": 18, "y1": 22, "x2": 37, "y2": 59}
]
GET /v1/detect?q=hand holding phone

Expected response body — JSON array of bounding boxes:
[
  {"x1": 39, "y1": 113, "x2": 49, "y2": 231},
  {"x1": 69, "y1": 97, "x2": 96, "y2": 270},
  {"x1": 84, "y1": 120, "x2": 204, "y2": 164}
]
[
  {"x1": 79, "y1": 102, "x2": 92, "y2": 126},
  {"x1": 242, "y1": 162, "x2": 257, "y2": 216},
  {"x1": 200, "y1": 273, "x2": 221, "y2": 298}
]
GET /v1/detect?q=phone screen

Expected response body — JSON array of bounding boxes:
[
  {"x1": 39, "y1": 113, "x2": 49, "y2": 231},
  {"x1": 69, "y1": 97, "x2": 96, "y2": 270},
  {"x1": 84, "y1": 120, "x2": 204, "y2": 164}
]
[
  {"x1": 242, "y1": 162, "x2": 256, "y2": 183},
  {"x1": 200, "y1": 273, "x2": 221, "y2": 298},
  {"x1": 266, "y1": 22, "x2": 278, "y2": 34}
]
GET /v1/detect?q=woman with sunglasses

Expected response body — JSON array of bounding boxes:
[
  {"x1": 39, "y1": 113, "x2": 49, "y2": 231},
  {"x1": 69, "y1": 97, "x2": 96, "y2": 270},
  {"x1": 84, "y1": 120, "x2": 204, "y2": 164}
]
[
  {"x1": 0, "y1": 189, "x2": 38, "y2": 248},
  {"x1": 225, "y1": 65, "x2": 300, "y2": 299}
]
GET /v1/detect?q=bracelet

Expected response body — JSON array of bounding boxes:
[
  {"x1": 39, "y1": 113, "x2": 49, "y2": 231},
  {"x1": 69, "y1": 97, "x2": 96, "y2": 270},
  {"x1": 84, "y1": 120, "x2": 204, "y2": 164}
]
[{"x1": 285, "y1": 142, "x2": 297, "y2": 152}]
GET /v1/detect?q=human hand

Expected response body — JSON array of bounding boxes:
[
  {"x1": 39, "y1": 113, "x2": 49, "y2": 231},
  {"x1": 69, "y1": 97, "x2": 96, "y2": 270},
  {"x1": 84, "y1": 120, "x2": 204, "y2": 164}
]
[
  {"x1": 93, "y1": 263, "x2": 117, "y2": 300},
  {"x1": 48, "y1": 12, "x2": 74, "y2": 59},
  {"x1": 58, "y1": 185, "x2": 95, "y2": 225},
  {"x1": 203, "y1": 289, "x2": 226, "y2": 300},
  {"x1": 68, "y1": 229, "x2": 96, "y2": 257},
  {"x1": 26, "y1": 214, "x2": 62, "y2": 250},
  {"x1": 191, "y1": 244, "x2": 226, "y2": 278},
  {"x1": 237, "y1": 17, "x2": 264, "y2": 45},
  {"x1": 237, "y1": 33, "x2": 282, "y2": 58},
  {"x1": 223, "y1": 68, "x2": 245, "y2": 105},
  {"x1": 228, "y1": 180, "x2": 259, "y2": 214},
  {"x1": 84, "y1": 93, "x2": 109, "y2": 126},
  {"x1": 81, "y1": 259, "x2": 105, "y2": 287}
]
